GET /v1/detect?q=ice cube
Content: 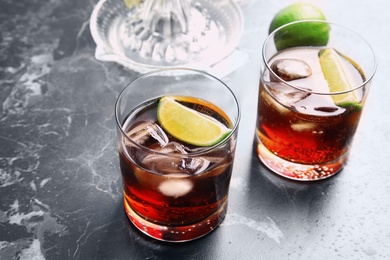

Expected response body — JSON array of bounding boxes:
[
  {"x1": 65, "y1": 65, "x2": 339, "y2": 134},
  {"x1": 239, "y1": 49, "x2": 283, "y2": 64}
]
[
  {"x1": 270, "y1": 59, "x2": 312, "y2": 81},
  {"x1": 267, "y1": 82, "x2": 311, "y2": 106},
  {"x1": 142, "y1": 153, "x2": 211, "y2": 175},
  {"x1": 179, "y1": 157, "x2": 210, "y2": 174},
  {"x1": 291, "y1": 122, "x2": 316, "y2": 132},
  {"x1": 144, "y1": 122, "x2": 169, "y2": 146},
  {"x1": 141, "y1": 142, "x2": 217, "y2": 175},
  {"x1": 164, "y1": 141, "x2": 188, "y2": 154},
  {"x1": 205, "y1": 161, "x2": 231, "y2": 177},
  {"x1": 261, "y1": 88, "x2": 290, "y2": 114},
  {"x1": 126, "y1": 121, "x2": 168, "y2": 146},
  {"x1": 158, "y1": 179, "x2": 193, "y2": 198},
  {"x1": 126, "y1": 121, "x2": 150, "y2": 145},
  {"x1": 141, "y1": 146, "x2": 185, "y2": 175}
]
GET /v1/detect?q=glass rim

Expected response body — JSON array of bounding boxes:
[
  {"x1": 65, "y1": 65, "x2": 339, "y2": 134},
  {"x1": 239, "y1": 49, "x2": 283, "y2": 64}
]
[
  {"x1": 114, "y1": 68, "x2": 241, "y2": 157},
  {"x1": 262, "y1": 20, "x2": 378, "y2": 95}
]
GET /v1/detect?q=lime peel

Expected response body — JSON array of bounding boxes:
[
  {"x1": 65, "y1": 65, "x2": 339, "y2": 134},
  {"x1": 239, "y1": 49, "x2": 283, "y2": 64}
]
[
  {"x1": 269, "y1": 3, "x2": 329, "y2": 50},
  {"x1": 319, "y1": 48, "x2": 359, "y2": 105},
  {"x1": 157, "y1": 97, "x2": 231, "y2": 147},
  {"x1": 269, "y1": 3, "x2": 327, "y2": 32}
]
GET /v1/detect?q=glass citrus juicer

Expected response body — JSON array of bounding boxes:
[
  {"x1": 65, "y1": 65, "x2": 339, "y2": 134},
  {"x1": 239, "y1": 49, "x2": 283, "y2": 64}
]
[{"x1": 90, "y1": 0, "x2": 243, "y2": 72}]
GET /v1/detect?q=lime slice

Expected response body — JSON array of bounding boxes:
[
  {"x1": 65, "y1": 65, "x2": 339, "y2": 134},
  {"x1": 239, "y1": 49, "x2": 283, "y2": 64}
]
[
  {"x1": 157, "y1": 97, "x2": 231, "y2": 147},
  {"x1": 123, "y1": 0, "x2": 142, "y2": 9},
  {"x1": 319, "y1": 48, "x2": 359, "y2": 105}
]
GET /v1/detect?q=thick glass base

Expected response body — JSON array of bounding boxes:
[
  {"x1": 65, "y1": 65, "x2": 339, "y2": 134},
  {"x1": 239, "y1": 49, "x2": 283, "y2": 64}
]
[
  {"x1": 257, "y1": 142, "x2": 347, "y2": 181},
  {"x1": 124, "y1": 199, "x2": 227, "y2": 242}
]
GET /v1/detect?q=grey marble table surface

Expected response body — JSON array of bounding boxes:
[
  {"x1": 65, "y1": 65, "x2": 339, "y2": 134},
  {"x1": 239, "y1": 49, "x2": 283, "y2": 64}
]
[{"x1": 1, "y1": 0, "x2": 389, "y2": 259}]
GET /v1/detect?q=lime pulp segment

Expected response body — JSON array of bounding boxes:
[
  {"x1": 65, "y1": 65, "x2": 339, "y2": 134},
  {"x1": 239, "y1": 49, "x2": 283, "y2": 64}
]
[
  {"x1": 319, "y1": 48, "x2": 359, "y2": 105},
  {"x1": 157, "y1": 97, "x2": 231, "y2": 147}
]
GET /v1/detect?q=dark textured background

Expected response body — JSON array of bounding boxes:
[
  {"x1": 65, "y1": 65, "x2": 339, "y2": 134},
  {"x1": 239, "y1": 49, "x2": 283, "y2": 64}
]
[{"x1": 0, "y1": 0, "x2": 389, "y2": 259}]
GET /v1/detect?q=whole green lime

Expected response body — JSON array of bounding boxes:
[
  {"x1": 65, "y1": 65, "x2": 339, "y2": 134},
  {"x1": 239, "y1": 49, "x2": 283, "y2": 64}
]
[{"x1": 269, "y1": 3, "x2": 330, "y2": 51}]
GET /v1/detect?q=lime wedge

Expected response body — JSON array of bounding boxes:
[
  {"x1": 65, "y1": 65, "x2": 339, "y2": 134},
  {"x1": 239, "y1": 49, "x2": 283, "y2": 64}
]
[
  {"x1": 319, "y1": 48, "x2": 359, "y2": 105},
  {"x1": 123, "y1": 0, "x2": 142, "y2": 9},
  {"x1": 157, "y1": 97, "x2": 231, "y2": 147}
]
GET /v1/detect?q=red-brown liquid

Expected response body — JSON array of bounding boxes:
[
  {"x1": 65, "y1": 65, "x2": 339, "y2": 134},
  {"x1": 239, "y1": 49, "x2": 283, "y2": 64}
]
[
  {"x1": 256, "y1": 47, "x2": 366, "y2": 179},
  {"x1": 257, "y1": 83, "x2": 362, "y2": 164},
  {"x1": 119, "y1": 96, "x2": 234, "y2": 238}
]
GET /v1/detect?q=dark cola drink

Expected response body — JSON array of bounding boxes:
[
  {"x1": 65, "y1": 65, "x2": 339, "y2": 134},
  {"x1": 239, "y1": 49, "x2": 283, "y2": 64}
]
[
  {"x1": 118, "y1": 96, "x2": 236, "y2": 241},
  {"x1": 257, "y1": 47, "x2": 367, "y2": 180}
]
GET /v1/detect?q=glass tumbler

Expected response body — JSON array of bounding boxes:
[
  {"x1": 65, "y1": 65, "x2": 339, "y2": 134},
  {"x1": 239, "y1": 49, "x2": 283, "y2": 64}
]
[
  {"x1": 115, "y1": 68, "x2": 240, "y2": 242},
  {"x1": 256, "y1": 21, "x2": 376, "y2": 181}
]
